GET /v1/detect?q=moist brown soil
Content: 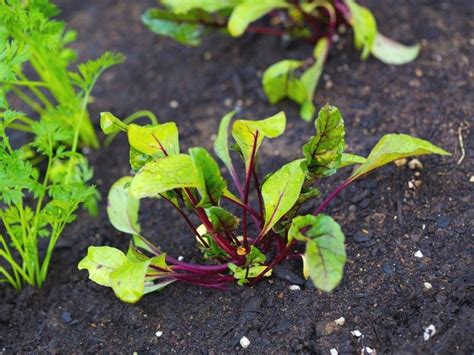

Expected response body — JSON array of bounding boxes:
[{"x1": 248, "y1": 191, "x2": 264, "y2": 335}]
[{"x1": 1, "y1": 0, "x2": 473, "y2": 353}]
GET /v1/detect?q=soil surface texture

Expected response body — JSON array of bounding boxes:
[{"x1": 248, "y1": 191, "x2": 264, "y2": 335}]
[{"x1": 1, "y1": 0, "x2": 473, "y2": 353}]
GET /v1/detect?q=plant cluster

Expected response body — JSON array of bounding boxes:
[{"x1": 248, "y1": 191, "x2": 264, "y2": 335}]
[
  {"x1": 0, "y1": 0, "x2": 122, "y2": 288},
  {"x1": 142, "y1": 0, "x2": 420, "y2": 121},
  {"x1": 0, "y1": 0, "x2": 124, "y2": 148},
  {"x1": 79, "y1": 104, "x2": 449, "y2": 303}
]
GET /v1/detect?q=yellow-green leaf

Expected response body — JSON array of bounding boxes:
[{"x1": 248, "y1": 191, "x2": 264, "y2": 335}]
[
  {"x1": 128, "y1": 122, "x2": 179, "y2": 157},
  {"x1": 78, "y1": 246, "x2": 128, "y2": 287},
  {"x1": 107, "y1": 176, "x2": 141, "y2": 235},
  {"x1": 371, "y1": 33, "x2": 420, "y2": 65}
]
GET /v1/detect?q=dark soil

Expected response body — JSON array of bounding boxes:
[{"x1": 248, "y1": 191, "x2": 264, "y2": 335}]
[{"x1": 1, "y1": 0, "x2": 473, "y2": 353}]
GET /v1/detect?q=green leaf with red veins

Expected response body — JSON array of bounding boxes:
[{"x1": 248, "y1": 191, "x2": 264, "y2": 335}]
[
  {"x1": 303, "y1": 104, "x2": 345, "y2": 178},
  {"x1": 206, "y1": 206, "x2": 240, "y2": 233},
  {"x1": 128, "y1": 122, "x2": 179, "y2": 158},
  {"x1": 288, "y1": 214, "x2": 346, "y2": 292},
  {"x1": 350, "y1": 134, "x2": 450, "y2": 180},
  {"x1": 130, "y1": 154, "x2": 200, "y2": 199},
  {"x1": 261, "y1": 159, "x2": 306, "y2": 236},
  {"x1": 232, "y1": 111, "x2": 286, "y2": 172}
]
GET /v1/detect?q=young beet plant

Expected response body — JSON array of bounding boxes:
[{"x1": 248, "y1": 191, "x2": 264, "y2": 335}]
[
  {"x1": 142, "y1": 0, "x2": 420, "y2": 120},
  {"x1": 0, "y1": 0, "x2": 124, "y2": 148},
  {"x1": 79, "y1": 104, "x2": 449, "y2": 303}
]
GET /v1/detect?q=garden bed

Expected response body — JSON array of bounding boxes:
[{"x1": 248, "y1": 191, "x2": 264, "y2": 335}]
[{"x1": 1, "y1": 0, "x2": 472, "y2": 353}]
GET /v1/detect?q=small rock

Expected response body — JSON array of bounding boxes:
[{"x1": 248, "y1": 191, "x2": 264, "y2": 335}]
[
  {"x1": 424, "y1": 282, "x2": 433, "y2": 290},
  {"x1": 415, "y1": 68, "x2": 424, "y2": 77},
  {"x1": 351, "y1": 330, "x2": 362, "y2": 338},
  {"x1": 414, "y1": 250, "x2": 424, "y2": 258},
  {"x1": 289, "y1": 285, "x2": 301, "y2": 291},
  {"x1": 354, "y1": 232, "x2": 372, "y2": 243},
  {"x1": 169, "y1": 100, "x2": 179, "y2": 109},
  {"x1": 334, "y1": 317, "x2": 346, "y2": 326},
  {"x1": 436, "y1": 216, "x2": 452, "y2": 229},
  {"x1": 240, "y1": 336, "x2": 250, "y2": 348},
  {"x1": 394, "y1": 158, "x2": 407, "y2": 167},
  {"x1": 423, "y1": 324, "x2": 436, "y2": 341},
  {"x1": 408, "y1": 180, "x2": 415, "y2": 189},
  {"x1": 61, "y1": 311, "x2": 72, "y2": 324},
  {"x1": 330, "y1": 349, "x2": 338, "y2": 355},
  {"x1": 365, "y1": 346, "x2": 375, "y2": 354},
  {"x1": 408, "y1": 159, "x2": 423, "y2": 170},
  {"x1": 203, "y1": 51, "x2": 212, "y2": 61},
  {"x1": 155, "y1": 331, "x2": 163, "y2": 337},
  {"x1": 470, "y1": 176, "x2": 474, "y2": 183}
]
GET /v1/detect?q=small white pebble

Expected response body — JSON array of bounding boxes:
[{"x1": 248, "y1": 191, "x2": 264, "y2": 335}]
[
  {"x1": 414, "y1": 250, "x2": 424, "y2": 258},
  {"x1": 422, "y1": 224, "x2": 426, "y2": 230},
  {"x1": 424, "y1": 282, "x2": 433, "y2": 290},
  {"x1": 330, "y1": 349, "x2": 338, "y2": 355},
  {"x1": 351, "y1": 330, "x2": 362, "y2": 338},
  {"x1": 423, "y1": 324, "x2": 436, "y2": 341},
  {"x1": 289, "y1": 285, "x2": 301, "y2": 291},
  {"x1": 334, "y1": 317, "x2": 346, "y2": 326},
  {"x1": 155, "y1": 331, "x2": 163, "y2": 337},
  {"x1": 133, "y1": 352, "x2": 138, "y2": 355},
  {"x1": 177, "y1": 256, "x2": 184, "y2": 261},
  {"x1": 408, "y1": 159, "x2": 423, "y2": 170},
  {"x1": 470, "y1": 176, "x2": 474, "y2": 183},
  {"x1": 240, "y1": 336, "x2": 250, "y2": 348},
  {"x1": 169, "y1": 100, "x2": 179, "y2": 109},
  {"x1": 408, "y1": 180, "x2": 415, "y2": 189},
  {"x1": 365, "y1": 346, "x2": 374, "y2": 354}
]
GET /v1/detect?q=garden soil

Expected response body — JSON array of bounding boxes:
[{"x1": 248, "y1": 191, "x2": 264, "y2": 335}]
[{"x1": 1, "y1": 0, "x2": 473, "y2": 353}]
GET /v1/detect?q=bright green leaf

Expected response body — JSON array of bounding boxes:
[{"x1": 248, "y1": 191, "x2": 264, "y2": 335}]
[
  {"x1": 128, "y1": 122, "x2": 179, "y2": 158},
  {"x1": 214, "y1": 111, "x2": 235, "y2": 172},
  {"x1": 141, "y1": 8, "x2": 208, "y2": 46},
  {"x1": 107, "y1": 176, "x2": 141, "y2": 235},
  {"x1": 100, "y1": 112, "x2": 128, "y2": 134},
  {"x1": 78, "y1": 246, "x2": 128, "y2": 287},
  {"x1": 340, "y1": 153, "x2": 366, "y2": 168},
  {"x1": 345, "y1": 0, "x2": 377, "y2": 59},
  {"x1": 189, "y1": 147, "x2": 227, "y2": 207},
  {"x1": 371, "y1": 33, "x2": 420, "y2": 65},
  {"x1": 351, "y1": 134, "x2": 450, "y2": 179},
  {"x1": 232, "y1": 112, "x2": 286, "y2": 172},
  {"x1": 130, "y1": 154, "x2": 200, "y2": 198},
  {"x1": 262, "y1": 59, "x2": 306, "y2": 104},
  {"x1": 228, "y1": 0, "x2": 290, "y2": 37},
  {"x1": 161, "y1": 0, "x2": 240, "y2": 13},
  {"x1": 288, "y1": 214, "x2": 346, "y2": 292},
  {"x1": 261, "y1": 159, "x2": 306, "y2": 235},
  {"x1": 303, "y1": 104, "x2": 345, "y2": 177},
  {"x1": 110, "y1": 258, "x2": 151, "y2": 303}
]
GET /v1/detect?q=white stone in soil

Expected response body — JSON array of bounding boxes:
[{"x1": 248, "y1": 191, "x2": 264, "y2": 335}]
[
  {"x1": 289, "y1": 285, "x2": 301, "y2": 291},
  {"x1": 424, "y1": 282, "x2": 433, "y2": 289},
  {"x1": 240, "y1": 336, "x2": 250, "y2": 348},
  {"x1": 414, "y1": 250, "x2": 424, "y2": 258},
  {"x1": 155, "y1": 331, "x2": 163, "y2": 337},
  {"x1": 330, "y1": 349, "x2": 338, "y2": 355},
  {"x1": 351, "y1": 330, "x2": 362, "y2": 338},
  {"x1": 334, "y1": 317, "x2": 346, "y2": 326},
  {"x1": 423, "y1": 325, "x2": 436, "y2": 341}
]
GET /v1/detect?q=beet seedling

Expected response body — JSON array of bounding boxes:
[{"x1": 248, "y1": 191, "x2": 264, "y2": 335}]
[
  {"x1": 79, "y1": 104, "x2": 449, "y2": 303},
  {"x1": 142, "y1": 0, "x2": 420, "y2": 121}
]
